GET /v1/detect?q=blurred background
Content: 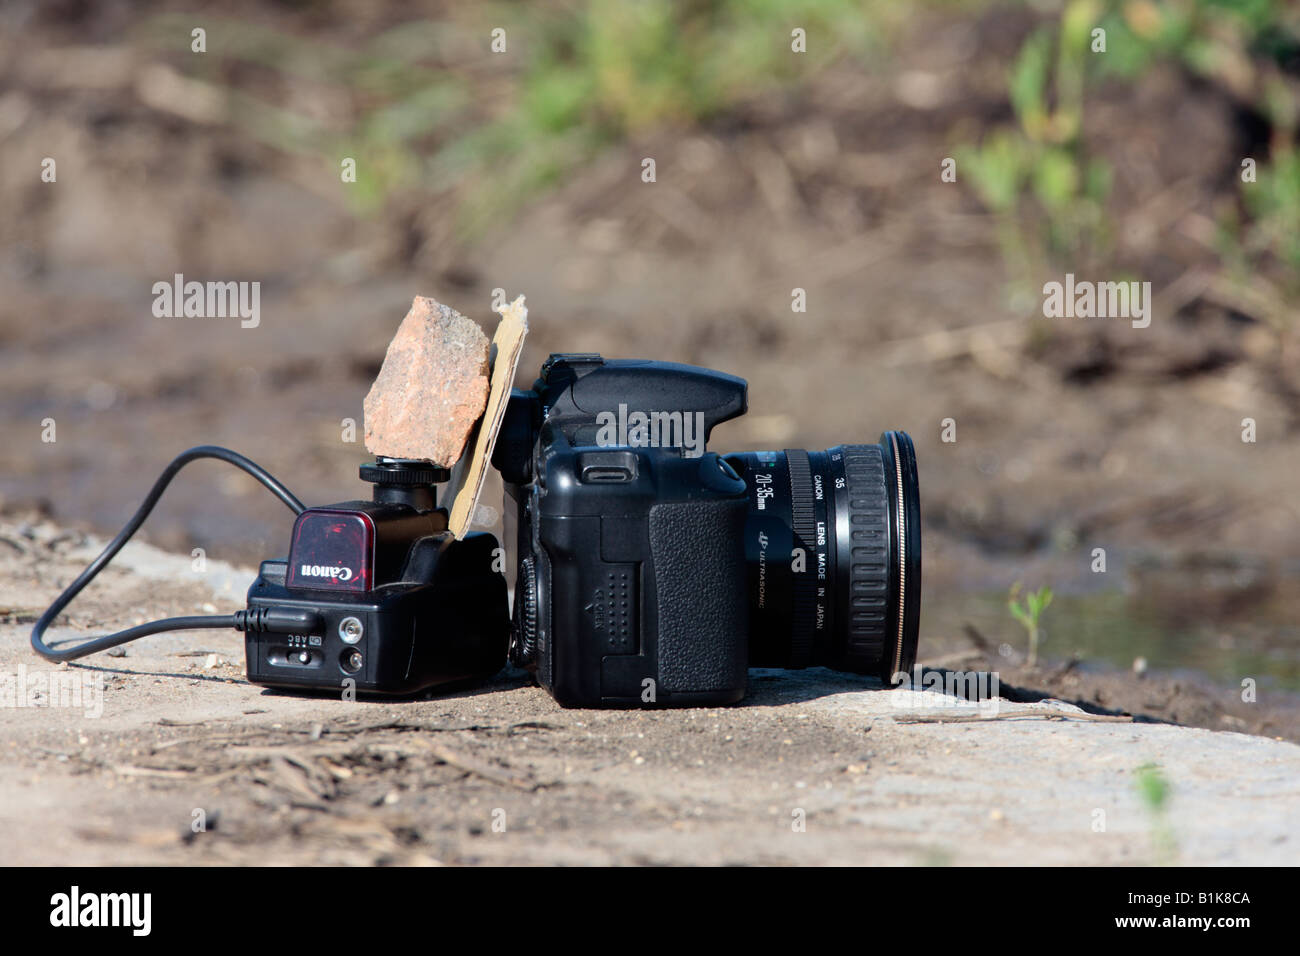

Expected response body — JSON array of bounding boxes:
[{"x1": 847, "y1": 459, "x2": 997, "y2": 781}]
[{"x1": 1, "y1": 1, "x2": 1297, "y2": 705}]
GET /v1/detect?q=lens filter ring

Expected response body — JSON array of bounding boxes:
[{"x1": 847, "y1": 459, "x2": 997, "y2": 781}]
[{"x1": 880, "y1": 430, "x2": 921, "y2": 683}]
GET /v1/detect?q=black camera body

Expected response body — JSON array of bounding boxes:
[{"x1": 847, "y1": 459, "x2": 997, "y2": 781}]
[
  {"x1": 244, "y1": 460, "x2": 509, "y2": 696},
  {"x1": 494, "y1": 354, "x2": 752, "y2": 707}
]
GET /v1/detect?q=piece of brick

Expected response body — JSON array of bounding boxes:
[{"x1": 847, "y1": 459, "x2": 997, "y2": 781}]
[{"x1": 363, "y1": 296, "x2": 490, "y2": 466}]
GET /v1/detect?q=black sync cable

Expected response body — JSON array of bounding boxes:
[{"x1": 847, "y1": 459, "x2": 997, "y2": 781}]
[{"x1": 30, "y1": 445, "x2": 321, "y2": 663}]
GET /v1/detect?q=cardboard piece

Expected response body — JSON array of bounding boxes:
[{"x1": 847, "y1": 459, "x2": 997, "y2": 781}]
[{"x1": 446, "y1": 295, "x2": 529, "y2": 538}]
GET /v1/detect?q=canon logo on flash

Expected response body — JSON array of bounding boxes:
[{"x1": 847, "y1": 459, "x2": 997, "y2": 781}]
[{"x1": 300, "y1": 564, "x2": 353, "y2": 581}]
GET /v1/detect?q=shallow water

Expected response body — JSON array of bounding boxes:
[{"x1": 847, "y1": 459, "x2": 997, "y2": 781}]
[{"x1": 923, "y1": 585, "x2": 1300, "y2": 693}]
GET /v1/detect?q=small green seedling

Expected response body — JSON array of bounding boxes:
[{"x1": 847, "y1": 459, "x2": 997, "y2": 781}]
[
  {"x1": 1135, "y1": 762, "x2": 1178, "y2": 865},
  {"x1": 1135, "y1": 762, "x2": 1170, "y2": 810},
  {"x1": 1008, "y1": 582, "x2": 1053, "y2": 667}
]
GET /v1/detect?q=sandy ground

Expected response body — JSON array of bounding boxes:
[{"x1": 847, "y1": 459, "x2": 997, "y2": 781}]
[{"x1": 2, "y1": 519, "x2": 1296, "y2": 866}]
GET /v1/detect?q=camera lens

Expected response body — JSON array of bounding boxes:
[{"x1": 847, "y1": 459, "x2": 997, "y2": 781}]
[{"x1": 725, "y1": 432, "x2": 920, "y2": 685}]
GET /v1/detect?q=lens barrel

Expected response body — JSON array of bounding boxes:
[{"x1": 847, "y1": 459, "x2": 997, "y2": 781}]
[{"x1": 725, "y1": 432, "x2": 920, "y2": 685}]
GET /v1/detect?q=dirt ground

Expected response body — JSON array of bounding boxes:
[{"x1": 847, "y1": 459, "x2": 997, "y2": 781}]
[{"x1": 2, "y1": 517, "x2": 1297, "y2": 866}]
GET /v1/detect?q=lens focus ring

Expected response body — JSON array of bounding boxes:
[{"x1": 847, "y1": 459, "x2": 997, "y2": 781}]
[
  {"x1": 837, "y1": 445, "x2": 891, "y2": 672},
  {"x1": 784, "y1": 449, "x2": 817, "y2": 668}
]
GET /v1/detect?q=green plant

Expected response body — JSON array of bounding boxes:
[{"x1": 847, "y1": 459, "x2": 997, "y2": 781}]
[
  {"x1": 138, "y1": 2, "x2": 899, "y2": 231},
  {"x1": 961, "y1": 0, "x2": 1113, "y2": 295},
  {"x1": 445, "y1": 0, "x2": 890, "y2": 234},
  {"x1": 1095, "y1": 0, "x2": 1300, "y2": 85},
  {"x1": 1209, "y1": 147, "x2": 1300, "y2": 347},
  {"x1": 964, "y1": 0, "x2": 1300, "y2": 318},
  {"x1": 1134, "y1": 761, "x2": 1178, "y2": 865},
  {"x1": 1008, "y1": 582, "x2": 1054, "y2": 667},
  {"x1": 1212, "y1": 58, "x2": 1300, "y2": 349}
]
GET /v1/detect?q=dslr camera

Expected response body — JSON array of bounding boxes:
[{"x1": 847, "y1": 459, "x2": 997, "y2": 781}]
[{"x1": 491, "y1": 353, "x2": 921, "y2": 707}]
